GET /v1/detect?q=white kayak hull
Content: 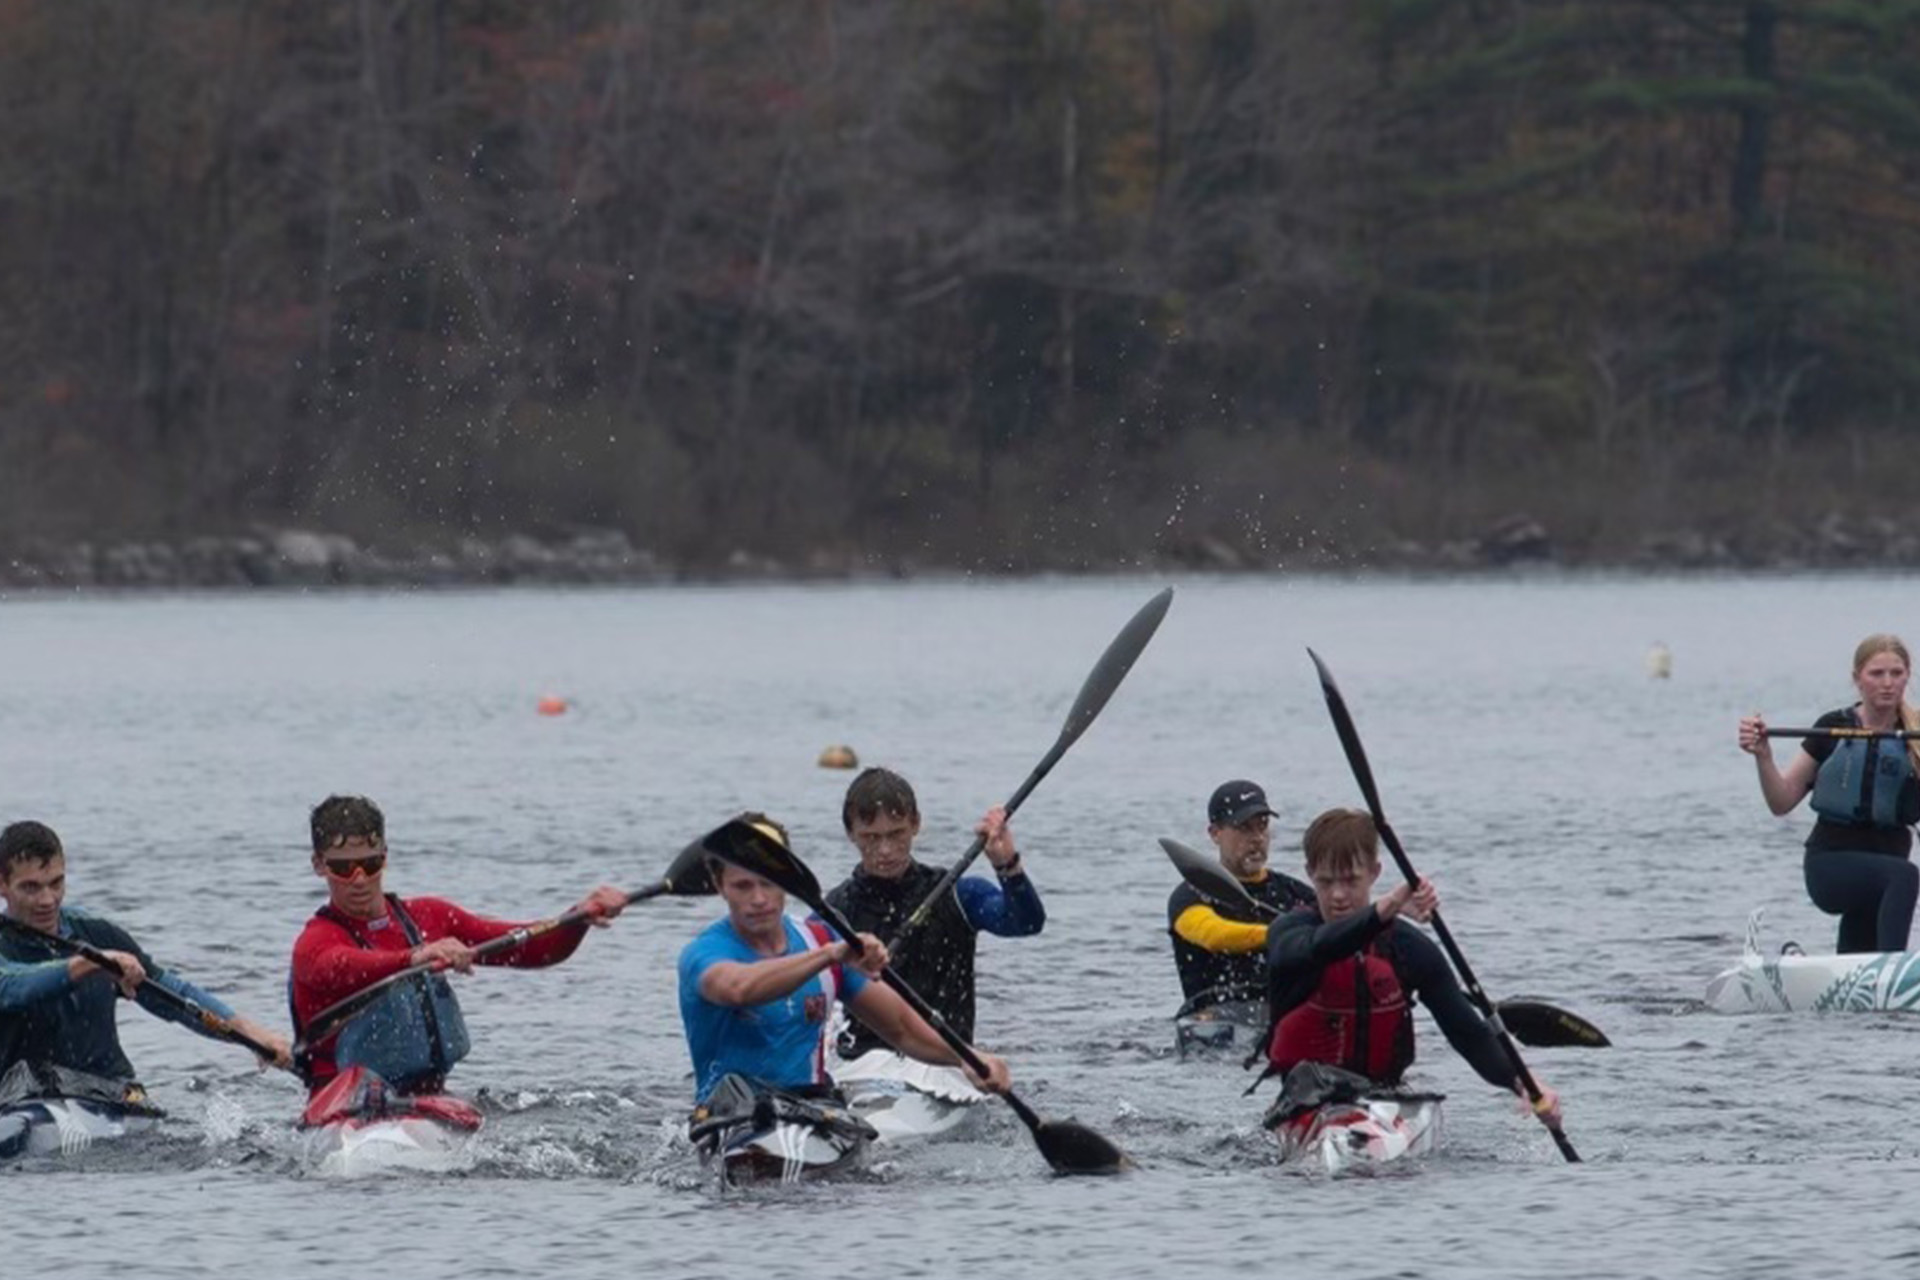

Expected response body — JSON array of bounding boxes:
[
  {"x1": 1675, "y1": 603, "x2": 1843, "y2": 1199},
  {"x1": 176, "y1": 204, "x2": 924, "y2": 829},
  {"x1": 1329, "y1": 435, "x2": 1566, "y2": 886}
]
[
  {"x1": 1271, "y1": 1095, "x2": 1444, "y2": 1175},
  {"x1": 1706, "y1": 908, "x2": 1920, "y2": 1013},
  {"x1": 829, "y1": 1050, "x2": 984, "y2": 1142},
  {"x1": 299, "y1": 1113, "x2": 480, "y2": 1178},
  {"x1": 0, "y1": 1097, "x2": 159, "y2": 1159}
]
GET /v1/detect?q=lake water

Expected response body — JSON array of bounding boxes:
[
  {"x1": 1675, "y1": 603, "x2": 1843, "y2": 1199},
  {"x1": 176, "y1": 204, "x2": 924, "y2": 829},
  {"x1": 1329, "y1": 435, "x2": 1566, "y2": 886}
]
[{"x1": 4, "y1": 574, "x2": 1918, "y2": 1280}]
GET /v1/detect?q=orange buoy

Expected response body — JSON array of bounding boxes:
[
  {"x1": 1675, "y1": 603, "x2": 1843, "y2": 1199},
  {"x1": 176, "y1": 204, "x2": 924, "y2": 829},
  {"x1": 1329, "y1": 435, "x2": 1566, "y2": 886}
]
[
  {"x1": 537, "y1": 694, "x2": 570, "y2": 716},
  {"x1": 817, "y1": 745, "x2": 858, "y2": 769}
]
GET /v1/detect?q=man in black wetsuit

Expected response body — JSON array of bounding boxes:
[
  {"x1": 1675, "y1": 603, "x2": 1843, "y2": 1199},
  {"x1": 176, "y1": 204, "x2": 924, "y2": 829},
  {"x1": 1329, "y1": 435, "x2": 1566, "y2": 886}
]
[
  {"x1": 1263, "y1": 808, "x2": 1562, "y2": 1129},
  {"x1": 825, "y1": 768, "x2": 1044, "y2": 1062},
  {"x1": 1166, "y1": 780, "x2": 1314, "y2": 1016}
]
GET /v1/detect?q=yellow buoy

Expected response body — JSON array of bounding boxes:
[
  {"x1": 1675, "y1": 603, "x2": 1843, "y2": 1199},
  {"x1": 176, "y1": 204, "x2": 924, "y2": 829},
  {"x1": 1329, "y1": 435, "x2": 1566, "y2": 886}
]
[
  {"x1": 817, "y1": 745, "x2": 859, "y2": 769},
  {"x1": 1645, "y1": 643, "x2": 1672, "y2": 680}
]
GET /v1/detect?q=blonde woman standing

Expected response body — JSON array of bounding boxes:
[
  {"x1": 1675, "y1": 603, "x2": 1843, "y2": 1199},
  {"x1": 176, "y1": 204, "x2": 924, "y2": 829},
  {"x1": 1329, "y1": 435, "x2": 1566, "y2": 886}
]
[{"x1": 1738, "y1": 634, "x2": 1920, "y2": 953}]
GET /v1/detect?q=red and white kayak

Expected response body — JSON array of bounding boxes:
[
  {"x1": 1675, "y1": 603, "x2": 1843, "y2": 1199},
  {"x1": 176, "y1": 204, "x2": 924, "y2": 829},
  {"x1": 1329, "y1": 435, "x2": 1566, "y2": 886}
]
[
  {"x1": 1271, "y1": 1094, "x2": 1444, "y2": 1174},
  {"x1": 297, "y1": 1068, "x2": 482, "y2": 1177},
  {"x1": 1264, "y1": 1063, "x2": 1443, "y2": 1175}
]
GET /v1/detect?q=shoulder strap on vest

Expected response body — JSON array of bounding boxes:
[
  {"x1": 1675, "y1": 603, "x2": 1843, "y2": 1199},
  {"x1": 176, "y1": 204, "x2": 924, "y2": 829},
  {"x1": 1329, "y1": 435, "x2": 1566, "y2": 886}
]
[
  {"x1": 800, "y1": 918, "x2": 843, "y2": 1006},
  {"x1": 315, "y1": 895, "x2": 422, "y2": 947}
]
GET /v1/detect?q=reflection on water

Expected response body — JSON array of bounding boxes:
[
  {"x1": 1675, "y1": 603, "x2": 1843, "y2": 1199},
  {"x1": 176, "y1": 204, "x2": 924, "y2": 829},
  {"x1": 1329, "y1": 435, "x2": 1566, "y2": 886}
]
[{"x1": 4, "y1": 576, "x2": 1918, "y2": 1279}]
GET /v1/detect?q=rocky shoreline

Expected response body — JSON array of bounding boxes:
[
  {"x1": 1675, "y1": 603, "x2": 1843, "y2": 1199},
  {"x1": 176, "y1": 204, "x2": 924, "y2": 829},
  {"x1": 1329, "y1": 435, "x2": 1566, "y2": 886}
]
[{"x1": 2, "y1": 512, "x2": 1917, "y2": 590}]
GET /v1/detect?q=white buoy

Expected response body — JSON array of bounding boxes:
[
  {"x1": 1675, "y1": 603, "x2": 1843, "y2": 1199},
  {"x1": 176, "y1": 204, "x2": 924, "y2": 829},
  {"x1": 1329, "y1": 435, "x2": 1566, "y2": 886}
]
[{"x1": 1645, "y1": 642, "x2": 1672, "y2": 680}]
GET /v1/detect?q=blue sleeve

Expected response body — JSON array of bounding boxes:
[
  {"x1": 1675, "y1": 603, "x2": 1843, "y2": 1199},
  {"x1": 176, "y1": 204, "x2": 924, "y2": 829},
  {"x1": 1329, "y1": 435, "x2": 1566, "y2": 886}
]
[
  {"x1": 0, "y1": 956, "x2": 74, "y2": 1009},
  {"x1": 76, "y1": 910, "x2": 240, "y2": 1035},
  {"x1": 955, "y1": 874, "x2": 1046, "y2": 937},
  {"x1": 678, "y1": 930, "x2": 724, "y2": 1006},
  {"x1": 138, "y1": 969, "x2": 238, "y2": 1031}
]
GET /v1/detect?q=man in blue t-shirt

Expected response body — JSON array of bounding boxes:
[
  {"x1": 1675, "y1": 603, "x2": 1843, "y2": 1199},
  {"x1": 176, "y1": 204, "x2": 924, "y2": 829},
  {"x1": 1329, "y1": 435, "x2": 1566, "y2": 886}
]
[{"x1": 678, "y1": 857, "x2": 1011, "y2": 1104}]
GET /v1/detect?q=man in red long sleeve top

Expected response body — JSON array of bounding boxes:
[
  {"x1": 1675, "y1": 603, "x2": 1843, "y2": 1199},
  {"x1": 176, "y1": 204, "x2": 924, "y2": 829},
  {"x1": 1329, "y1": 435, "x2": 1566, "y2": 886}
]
[{"x1": 288, "y1": 795, "x2": 626, "y2": 1120}]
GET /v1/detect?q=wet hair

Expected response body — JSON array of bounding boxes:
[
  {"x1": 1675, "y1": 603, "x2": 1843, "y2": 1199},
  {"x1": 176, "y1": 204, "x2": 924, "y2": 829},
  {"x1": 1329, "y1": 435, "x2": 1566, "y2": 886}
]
[
  {"x1": 0, "y1": 821, "x2": 63, "y2": 879},
  {"x1": 1851, "y1": 634, "x2": 1920, "y2": 775},
  {"x1": 310, "y1": 795, "x2": 386, "y2": 854},
  {"x1": 841, "y1": 767, "x2": 918, "y2": 831},
  {"x1": 1301, "y1": 808, "x2": 1380, "y2": 878}
]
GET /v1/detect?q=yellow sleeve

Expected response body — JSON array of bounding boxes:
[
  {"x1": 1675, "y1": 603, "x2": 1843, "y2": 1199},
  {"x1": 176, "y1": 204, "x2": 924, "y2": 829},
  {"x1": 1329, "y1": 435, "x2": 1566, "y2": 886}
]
[{"x1": 1172, "y1": 904, "x2": 1269, "y2": 954}]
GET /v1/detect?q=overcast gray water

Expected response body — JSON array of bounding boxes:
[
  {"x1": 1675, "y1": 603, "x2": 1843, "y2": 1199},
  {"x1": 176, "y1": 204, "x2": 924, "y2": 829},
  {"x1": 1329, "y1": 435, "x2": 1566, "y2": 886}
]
[{"x1": 5, "y1": 575, "x2": 1920, "y2": 1280}]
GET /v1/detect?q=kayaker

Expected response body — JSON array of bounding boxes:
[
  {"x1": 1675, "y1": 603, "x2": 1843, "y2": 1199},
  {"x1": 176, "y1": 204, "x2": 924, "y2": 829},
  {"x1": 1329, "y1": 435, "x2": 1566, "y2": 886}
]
[
  {"x1": 1738, "y1": 632, "x2": 1920, "y2": 953},
  {"x1": 1167, "y1": 780, "x2": 1314, "y2": 1014},
  {"x1": 1262, "y1": 808, "x2": 1563, "y2": 1129},
  {"x1": 823, "y1": 767, "x2": 1043, "y2": 1059},
  {"x1": 287, "y1": 794, "x2": 628, "y2": 1118},
  {"x1": 0, "y1": 820, "x2": 291, "y2": 1109},
  {"x1": 680, "y1": 817, "x2": 1012, "y2": 1107}
]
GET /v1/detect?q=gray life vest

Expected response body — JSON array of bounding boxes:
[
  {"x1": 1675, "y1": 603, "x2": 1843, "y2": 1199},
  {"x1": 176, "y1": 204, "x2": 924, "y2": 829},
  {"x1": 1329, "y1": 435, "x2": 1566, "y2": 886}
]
[{"x1": 1811, "y1": 736, "x2": 1914, "y2": 829}]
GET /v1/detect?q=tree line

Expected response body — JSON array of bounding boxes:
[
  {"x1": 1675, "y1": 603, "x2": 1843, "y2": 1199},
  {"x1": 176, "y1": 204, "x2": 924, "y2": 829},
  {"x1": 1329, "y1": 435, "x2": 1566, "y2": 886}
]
[{"x1": 4, "y1": 0, "x2": 1918, "y2": 570}]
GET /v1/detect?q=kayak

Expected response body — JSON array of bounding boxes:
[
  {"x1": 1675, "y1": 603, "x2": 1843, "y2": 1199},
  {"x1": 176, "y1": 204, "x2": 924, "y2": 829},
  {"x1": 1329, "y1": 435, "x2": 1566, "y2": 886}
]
[
  {"x1": 1172, "y1": 995, "x2": 1264, "y2": 1060},
  {"x1": 1705, "y1": 908, "x2": 1920, "y2": 1014},
  {"x1": 297, "y1": 1067, "x2": 482, "y2": 1177},
  {"x1": 0, "y1": 1096, "x2": 161, "y2": 1159},
  {"x1": 688, "y1": 1074, "x2": 876, "y2": 1186},
  {"x1": 1263, "y1": 1062, "x2": 1443, "y2": 1176},
  {"x1": 0, "y1": 1064, "x2": 164, "y2": 1160},
  {"x1": 828, "y1": 1048, "x2": 985, "y2": 1142}
]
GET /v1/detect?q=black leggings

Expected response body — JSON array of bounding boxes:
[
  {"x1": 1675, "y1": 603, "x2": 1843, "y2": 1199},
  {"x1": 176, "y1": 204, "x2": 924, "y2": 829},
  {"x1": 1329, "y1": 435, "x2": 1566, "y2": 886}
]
[{"x1": 1804, "y1": 850, "x2": 1920, "y2": 953}]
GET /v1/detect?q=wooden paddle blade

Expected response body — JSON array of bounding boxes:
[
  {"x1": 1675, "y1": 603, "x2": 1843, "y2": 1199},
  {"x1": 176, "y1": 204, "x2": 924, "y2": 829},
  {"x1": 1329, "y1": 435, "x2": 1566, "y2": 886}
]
[
  {"x1": 1497, "y1": 999, "x2": 1611, "y2": 1049},
  {"x1": 1035, "y1": 1119, "x2": 1134, "y2": 1176},
  {"x1": 1158, "y1": 837, "x2": 1276, "y2": 920},
  {"x1": 700, "y1": 814, "x2": 823, "y2": 903}
]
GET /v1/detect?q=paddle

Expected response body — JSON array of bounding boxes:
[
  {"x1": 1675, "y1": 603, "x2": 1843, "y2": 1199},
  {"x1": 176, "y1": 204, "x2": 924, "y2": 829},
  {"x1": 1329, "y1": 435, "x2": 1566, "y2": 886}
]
[
  {"x1": 1307, "y1": 649, "x2": 1581, "y2": 1163},
  {"x1": 293, "y1": 838, "x2": 716, "y2": 1058},
  {"x1": 703, "y1": 815, "x2": 1132, "y2": 1176},
  {"x1": 0, "y1": 913, "x2": 287, "y2": 1067},
  {"x1": 889, "y1": 586, "x2": 1174, "y2": 954},
  {"x1": 1761, "y1": 727, "x2": 1920, "y2": 739},
  {"x1": 1156, "y1": 838, "x2": 1609, "y2": 1049}
]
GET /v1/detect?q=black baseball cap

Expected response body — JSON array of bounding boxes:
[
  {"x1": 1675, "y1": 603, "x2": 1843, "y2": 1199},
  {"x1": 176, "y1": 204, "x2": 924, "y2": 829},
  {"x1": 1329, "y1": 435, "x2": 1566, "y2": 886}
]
[{"x1": 1208, "y1": 779, "x2": 1275, "y2": 828}]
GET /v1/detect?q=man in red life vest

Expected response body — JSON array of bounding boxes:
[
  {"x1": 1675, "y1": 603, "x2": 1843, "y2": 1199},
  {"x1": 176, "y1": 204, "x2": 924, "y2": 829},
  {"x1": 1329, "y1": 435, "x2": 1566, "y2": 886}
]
[
  {"x1": 1263, "y1": 808, "x2": 1562, "y2": 1128},
  {"x1": 288, "y1": 795, "x2": 628, "y2": 1126}
]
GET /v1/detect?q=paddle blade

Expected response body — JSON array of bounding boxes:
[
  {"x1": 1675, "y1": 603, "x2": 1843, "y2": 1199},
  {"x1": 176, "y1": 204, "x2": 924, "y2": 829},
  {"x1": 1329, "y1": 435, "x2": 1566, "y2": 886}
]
[
  {"x1": 660, "y1": 836, "x2": 719, "y2": 897},
  {"x1": 1056, "y1": 587, "x2": 1174, "y2": 750},
  {"x1": 1158, "y1": 837, "x2": 1275, "y2": 921},
  {"x1": 1497, "y1": 999, "x2": 1611, "y2": 1049},
  {"x1": 699, "y1": 814, "x2": 825, "y2": 906},
  {"x1": 1036, "y1": 1119, "x2": 1134, "y2": 1176},
  {"x1": 1307, "y1": 648, "x2": 1386, "y2": 822}
]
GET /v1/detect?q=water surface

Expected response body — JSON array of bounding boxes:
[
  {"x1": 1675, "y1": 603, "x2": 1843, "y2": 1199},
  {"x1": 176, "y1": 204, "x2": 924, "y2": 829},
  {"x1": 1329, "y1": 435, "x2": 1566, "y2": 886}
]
[{"x1": 3, "y1": 576, "x2": 1913, "y2": 1279}]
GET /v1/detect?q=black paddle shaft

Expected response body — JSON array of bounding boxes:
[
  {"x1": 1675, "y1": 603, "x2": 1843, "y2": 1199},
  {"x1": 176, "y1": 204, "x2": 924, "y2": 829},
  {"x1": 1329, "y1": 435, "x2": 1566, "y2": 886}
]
[
  {"x1": 888, "y1": 587, "x2": 1174, "y2": 954},
  {"x1": 802, "y1": 894, "x2": 1050, "y2": 1129},
  {"x1": 1762, "y1": 727, "x2": 1920, "y2": 739},
  {"x1": 0, "y1": 913, "x2": 285, "y2": 1066},
  {"x1": 1309, "y1": 649, "x2": 1581, "y2": 1164}
]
